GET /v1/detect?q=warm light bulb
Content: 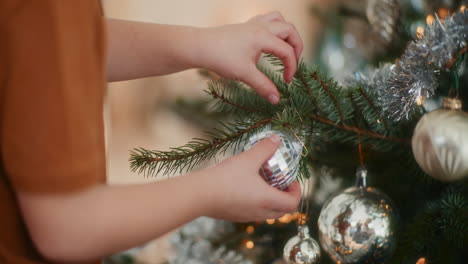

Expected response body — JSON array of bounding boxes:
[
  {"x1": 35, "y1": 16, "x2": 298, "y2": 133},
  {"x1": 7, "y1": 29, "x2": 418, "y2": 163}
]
[
  {"x1": 438, "y1": 8, "x2": 449, "y2": 19},
  {"x1": 278, "y1": 213, "x2": 293, "y2": 223},
  {"x1": 245, "y1": 240, "x2": 254, "y2": 249},
  {"x1": 266, "y1": 219, "x2": 275, "y2": 225},
  {"x1": 416, "y1": 257, "x2": 427, "y2": 264},
  {"x1": 461, "y1": 5, "x2": 466, "y2": 12},
  {"x1": 426, "y1": 15, "x2": 434, "y2": 25},
  {"x1": 292, "y1": 212, "x2": 301, "y2": 219},
  {"x1": 298, "y1": 213, "x2": 307, "y2": 225},
  {"x1": 246, "y1": 225, "x2": 255, "y2": 234},
  {"x1": 416, "y1": 27, "x2": 425, "y2": 38},
  {"x1": 416, "y1": 96, "x2": 424, "y2": 106}
]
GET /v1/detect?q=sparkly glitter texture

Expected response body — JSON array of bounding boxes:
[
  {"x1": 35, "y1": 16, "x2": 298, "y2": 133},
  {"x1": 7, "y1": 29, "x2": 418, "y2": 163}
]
[
  {"x1": 352, "y1": 11, "x2": 468, "y2": 122},
  {"x1": 318, "y1": 169, "x2": 399, "y2": 264},
  {"x1": 243, "y1": 128, "x2": 303, "y2": 190},
  {"x1": 283, "y1": 225, "x2": 321, "y2": 264}
]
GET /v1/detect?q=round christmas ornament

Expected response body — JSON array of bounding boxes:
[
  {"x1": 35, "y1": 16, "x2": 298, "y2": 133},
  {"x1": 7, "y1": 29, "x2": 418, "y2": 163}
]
[
  {"x1": 412, "y1": 97, "x2": 468, "y2": 181},
  {"x1": 243, "y1": 128, "x2": 303, "y2": 190},
  {"x1": 318, "y1": 167, "x2": 399, "y2": 264},
  {"x1": 283, "y1": 225, "x2": 321, "y2": 264}
]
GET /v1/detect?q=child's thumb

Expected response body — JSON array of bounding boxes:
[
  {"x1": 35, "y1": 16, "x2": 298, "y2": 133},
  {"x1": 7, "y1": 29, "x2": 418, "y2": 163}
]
[
  {"x1": 266, "y1": 181, "x2": 302, "y2": 213},
  {"x1": 243, "y1": 134, "x2": 281, "y2": 167}
]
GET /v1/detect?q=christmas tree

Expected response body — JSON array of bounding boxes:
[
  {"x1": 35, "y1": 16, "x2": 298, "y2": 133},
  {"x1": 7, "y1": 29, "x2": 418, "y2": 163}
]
[{"x1": 126, "y1": 1, "x2": 468, "y2": 263}]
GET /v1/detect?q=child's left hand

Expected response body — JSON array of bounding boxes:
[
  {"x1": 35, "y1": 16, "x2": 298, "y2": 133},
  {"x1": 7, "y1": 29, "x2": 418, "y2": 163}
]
[{"x1": 193, "y1": 11, "x2": 303, "y2": 104}]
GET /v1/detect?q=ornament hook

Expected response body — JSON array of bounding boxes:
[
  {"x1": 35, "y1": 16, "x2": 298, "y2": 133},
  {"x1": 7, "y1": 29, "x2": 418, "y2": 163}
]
[{"x1": 356, "y1": 166, "x2": 368, "y2": 189}]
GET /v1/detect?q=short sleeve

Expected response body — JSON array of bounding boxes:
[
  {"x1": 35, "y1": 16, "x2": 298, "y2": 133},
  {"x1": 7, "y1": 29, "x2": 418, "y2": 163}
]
[{"x1": 1, "y1": 0, "x2": 107, "y2": 193}]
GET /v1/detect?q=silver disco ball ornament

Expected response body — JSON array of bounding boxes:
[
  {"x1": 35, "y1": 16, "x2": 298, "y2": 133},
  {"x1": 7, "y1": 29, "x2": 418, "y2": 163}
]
[
  {"x1": 317, "y1": 168, "x2": 399, "y2": 264},
  {"x1": 243, "y1": 128, "x2": 303, "y2": 190},
  {"x1": 283, "y1": 225, "x2": 321, "y2": 264}
]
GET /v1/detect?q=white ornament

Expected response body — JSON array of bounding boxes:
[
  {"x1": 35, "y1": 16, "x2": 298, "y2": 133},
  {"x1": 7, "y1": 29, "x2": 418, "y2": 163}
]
[{"x1": 412, "y1": 98, "x2": 468, "y2": 181}]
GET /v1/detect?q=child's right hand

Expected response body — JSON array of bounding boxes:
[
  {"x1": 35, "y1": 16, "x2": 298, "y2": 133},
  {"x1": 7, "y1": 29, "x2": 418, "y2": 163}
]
[
  {"x1": 190, "y1": 11, "x2": 303, "y2": 105},
  {"x1": 195, "y1": 134, "x2": 302, "y2": 222}
]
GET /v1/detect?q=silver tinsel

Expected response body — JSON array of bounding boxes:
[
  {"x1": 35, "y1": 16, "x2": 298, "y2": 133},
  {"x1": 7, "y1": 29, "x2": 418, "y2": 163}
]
[
  {"x1": 169, "y1": 217, "x2": 252, "y2": 264},
  {"x1": 353, "y1": 11, "x2": 468, "y2": 122}
]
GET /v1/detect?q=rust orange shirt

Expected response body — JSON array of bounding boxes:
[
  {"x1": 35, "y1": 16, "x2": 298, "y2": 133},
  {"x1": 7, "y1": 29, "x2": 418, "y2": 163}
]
[{"x1": 0, "y1": 1, "x2": 106, "y2": 263}]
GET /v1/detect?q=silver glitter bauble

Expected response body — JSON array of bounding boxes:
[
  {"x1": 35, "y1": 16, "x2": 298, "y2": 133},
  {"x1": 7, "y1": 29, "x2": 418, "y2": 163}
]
[
  {"x1": 412, "y1": 98, "x2": 468, "y2": 181},
  {"x1": 283, "y1": 225, "x2": 321, "y2": 264},
  {"x1": 318, "y1": 168, "x2": 399, "y2": 264},
  {"x1": 243, "y1": 128, "x2": 303, "y2": 190}
]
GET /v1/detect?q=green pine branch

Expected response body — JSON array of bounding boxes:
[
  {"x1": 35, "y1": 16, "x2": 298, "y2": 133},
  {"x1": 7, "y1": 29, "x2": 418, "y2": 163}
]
[
  {"x1": 130, "y1": 59, "x2": 412, "y2": 178},
  {"x1": 206, "y1": 79, "x2": 275, "y2": 116},
  {"x1": 394, "y1": 184, "x2": 468, "y2": 263},
  {"x1": 129, "y1": 118, "x2": 272, "y2": 176}
]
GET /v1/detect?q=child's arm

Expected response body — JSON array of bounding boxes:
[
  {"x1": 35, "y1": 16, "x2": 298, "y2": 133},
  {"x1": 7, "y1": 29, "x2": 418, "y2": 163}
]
[
  {"x1": 17, "y1": 135, "x2": 301, "y2": 263},
  {"x1": 106, "y1": 11, "x2": 303, "y2": 104}
]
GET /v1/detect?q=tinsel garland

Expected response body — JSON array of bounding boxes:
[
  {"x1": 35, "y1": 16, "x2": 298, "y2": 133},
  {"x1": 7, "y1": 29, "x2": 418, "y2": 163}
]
[{"x1": 354, "y1": 11, "x2": 468, "y2": 122}]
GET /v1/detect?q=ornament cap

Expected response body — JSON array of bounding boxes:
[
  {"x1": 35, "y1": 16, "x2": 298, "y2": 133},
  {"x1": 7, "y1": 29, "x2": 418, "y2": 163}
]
[
  {"x1": 298, "y1": 225, "x2": 310, "y2": 238},
  {"x1": 443, "y1": 97, "x2": 462, "y2": 110},
  {"x1": 355, "y1": 166, "x2": 368, "y2": 189}
]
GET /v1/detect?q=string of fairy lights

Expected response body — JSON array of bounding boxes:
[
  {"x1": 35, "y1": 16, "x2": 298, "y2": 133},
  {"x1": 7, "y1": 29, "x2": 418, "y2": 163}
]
[
  {"x1": 416, "y1": 5, "x2": 466, "y2": 38},
  {"x1": 241, "y1": 212, "x2": 307, "y2": 250}
]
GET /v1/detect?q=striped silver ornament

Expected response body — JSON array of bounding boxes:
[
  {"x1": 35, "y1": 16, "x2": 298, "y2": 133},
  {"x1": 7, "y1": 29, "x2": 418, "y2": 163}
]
[{"x1": 412, "y1": 98, "x2": 468, "y2": 181}]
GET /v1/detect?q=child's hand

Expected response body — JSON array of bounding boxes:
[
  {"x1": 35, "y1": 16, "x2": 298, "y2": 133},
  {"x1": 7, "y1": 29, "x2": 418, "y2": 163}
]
[
  {"x1": 196, "y1": 11, "x2": 303, "y2": 104},
  {"x1": 196, "y1": 134, "x2": 302, "y2": 222}
]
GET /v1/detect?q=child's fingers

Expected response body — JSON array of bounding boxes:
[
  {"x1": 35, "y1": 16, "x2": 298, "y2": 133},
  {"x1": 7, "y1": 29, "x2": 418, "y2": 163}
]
[
  {"x1": 259, "y1": 11, "x2": 286, "y2": 23},
  {"x1": 262, "y1": 36, "x2": 297, "y2": 83},
  {"x1": 241, "y1": 135, "x2": 281, "y2": 169},
  {"x1": 242, "y1": 65, "x2": 280, "y2": 104},
  {"x1": 268, "y1": 22, "x2": 303, "y2": 61},
  {"x1": 249, "y1": 11, "x2": 285, "y2": 23},
  {"x1": 285, "y1": 181, "x2": 302, "y2": 199},
  {"x1": 265, "y1": 182, "x2": 302, "y2": 213}
]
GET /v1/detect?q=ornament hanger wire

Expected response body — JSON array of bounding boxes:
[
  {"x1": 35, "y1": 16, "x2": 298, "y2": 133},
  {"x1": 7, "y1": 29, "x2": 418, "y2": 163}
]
[
  {"x1": 298, "y1": 177, "x2": 310, "y2": 226},
  {"x1": 356, "y1": 134, "x2": 368, "y2": 189},
  {"x1": 287, "y1": 113, "x2": 309, "y2": 157},
  {"x1": 358, "y1": 134, "x2": 364, "y2": 167}
]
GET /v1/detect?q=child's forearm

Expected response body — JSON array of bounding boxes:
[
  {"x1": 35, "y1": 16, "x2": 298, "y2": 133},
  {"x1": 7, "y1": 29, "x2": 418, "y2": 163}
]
[
  {"x1": 106, "y1": 18, "x2": 204, "y2": 82},
  {"x1": 17, "y1": 172, "x2": 214, "y2": 263},
  {"x1": 105, "y1": 14, "x2": 303, "y2": 105},
  {"x1": 17, "y1": 135, "x2": 301, "y2": 263}
]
